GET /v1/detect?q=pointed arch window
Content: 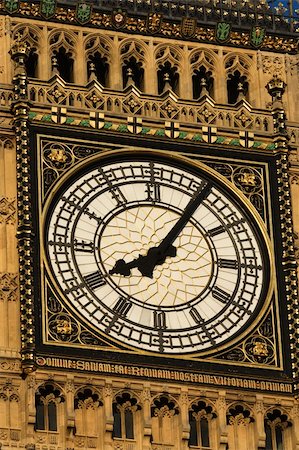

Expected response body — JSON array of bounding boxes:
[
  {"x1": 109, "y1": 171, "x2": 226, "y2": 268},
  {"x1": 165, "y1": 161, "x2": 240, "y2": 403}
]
[
  {"x1": 87, "y1": 52, "x2": 109, "y2": 86},
  {"x1": 74, "y1": 388, "x2": 103, "y2": 437},
  {"x1": 35, "y1": 383, "x2": 64, "y2": 432},
  {"x1": 157, "y1": 62, "x2": 179, "y2": 95},
  {"x1": 112, "y1": 392, "x2": 140, "y2": 440},
  {"x1": 25, "y1": 48, "x2": 38, "y2": 78},
  {"x1": 151, "y1": 395, "x2": 180, "y2": 445},
  {"x1": 52, "y1": 47, "x2": 74, "y2": 83},
  {"x1": 122, "y1": 56, "x2": 144, "y2": 90},
  {"x1": 13, "y1": 26, "x2": 40, "y2": 79},
  {"x1": 192, "y1": 66, "x2": 214, "y2": 99},
  {"x1": 227, "y1": 70, "x2": 248, "y2": 104},
  {"x1": 189, "y1": 401, "x2": 216, "y2": 448},
  {"x1": 265, "y1": 409, "x2": 292, "y2": 450}
]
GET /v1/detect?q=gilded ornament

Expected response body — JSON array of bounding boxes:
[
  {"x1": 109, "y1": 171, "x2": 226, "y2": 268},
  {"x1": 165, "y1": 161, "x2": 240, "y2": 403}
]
[
  {"x1": 146, "y1": 13, "x2": 163, "y2": 34},
  {"x1": 252, "y1": 341, "x2": 269, "y2": 357},
  {"x1": 181, "y1": 17, "x2": 197, "y2": 38},
  {"x1": 56, "y1": 319, "x2": 72, "y2": 335},
  {"x1": 112, "y1": 9, "x2": 127, "y2": 29},
  {"x1": 48, "y1": 147, "x2": 67, "y2": 163},
  {"x1": 238, "y1": 172, "x2": 256, "y2": 187}
]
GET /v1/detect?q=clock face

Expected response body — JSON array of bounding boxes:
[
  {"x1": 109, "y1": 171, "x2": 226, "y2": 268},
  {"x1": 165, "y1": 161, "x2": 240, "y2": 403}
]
[{"x1": 44, "y1": 151, "x2": 272, "y2": 355}]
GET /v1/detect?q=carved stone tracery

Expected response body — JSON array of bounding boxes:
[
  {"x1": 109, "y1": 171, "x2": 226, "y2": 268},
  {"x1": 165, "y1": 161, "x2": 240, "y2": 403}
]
[{"x1": 0, "y1": 273, "x2": 18, "y2": 302}]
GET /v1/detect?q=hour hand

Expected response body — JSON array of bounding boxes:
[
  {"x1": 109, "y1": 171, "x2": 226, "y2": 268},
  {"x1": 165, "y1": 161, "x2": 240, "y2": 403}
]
[
  {"x1": 109, "y1": 259, "x2": 132, "y2": 276},
  {"x1": 109, "y1": 244, "x2": 177, "y2": 278}
]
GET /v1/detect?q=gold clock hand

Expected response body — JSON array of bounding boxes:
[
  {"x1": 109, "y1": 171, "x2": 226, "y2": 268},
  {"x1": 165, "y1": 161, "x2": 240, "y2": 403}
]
[{"x1": 109, "y1": 182, "x2": 212, "y2": 278}]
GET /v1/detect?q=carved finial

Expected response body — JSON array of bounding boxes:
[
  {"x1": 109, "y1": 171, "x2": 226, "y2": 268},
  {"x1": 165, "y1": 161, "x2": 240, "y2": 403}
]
[
  {"x1": 266, "y1": 74, "x2": 287, "y2": 136},
  {"x1": 51, "y1": 55, "x2": 59, "y2": 76},
  {"x1": 10, "y1": 38, "x2": 30, "y2": 62},
  {"x1": 200, "y1": 77, "x2": 209, "y2": 97},
  {"x1": 163, "y1": 72, "x2": 172, "y2": 92},
  {"x1": 266, "y1": 74, "x2": 286, "y2": 103},
  {"x1": 237, "y1": 81, "x2": 245, "y2": 101},
  {"x1": 88, "y1": 62, "x2": 97, "y2": 81},
  {"x1": 125, "y1": 67, "x2": 135, "y2": 87}
]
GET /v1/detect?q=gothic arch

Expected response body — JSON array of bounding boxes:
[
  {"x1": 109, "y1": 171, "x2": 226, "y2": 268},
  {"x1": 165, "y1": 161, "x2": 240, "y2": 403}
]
[
  {"x1": 112, "y1": 390, "x2": 141, "y2": 440},
  {"x1": 224, "y1": 52, "x2": 252, "y2": 76},
  {"x1": 226, "y1": 401, "x2": 255, "y2": 424},
  {"x1": 84, "y1": 34, "x2": 112, "y2": 85},
  {"x1": 190, "y1": 48, "x2": 217, "y2": 99},
  {"x1": 224, "y1": 52, "x2": 252, "y2": 104},
  {"x1": 12, "y1": 24, "x2": 42, "y2": 78},
  {"x1": 264, "y1": 408, "x2": 293, "y2": 450},
  {"x1": 0, "y1": 382, "x2": 20, "y2": 429},
  {"x1": 74, "y1": 386, "x2": 103, "y2": 437},
  {"x1": 151, "y1": 394, "x2": 180, "y2": 445},
  {"x1": 49, "y1": 29, "x2": 77, "y2": 82},
  {"x1": 155, "y1": 44, "x2": 182, "y2": 94},
  {"x1": 188, "y1": 398, "x2": 217, "y2": 448},
  {"x1": 74, "y1": 386, "x2": 103, "y2": 409},
  {"x1": 226, "y1": 402, "x2": 256, "y2": 450},
  {"x1": 35, "y1": 382, "x2": 65, "y2": 432},
  {"x1": 119, "y1": 39, "x2": 148, "y2": 90}
]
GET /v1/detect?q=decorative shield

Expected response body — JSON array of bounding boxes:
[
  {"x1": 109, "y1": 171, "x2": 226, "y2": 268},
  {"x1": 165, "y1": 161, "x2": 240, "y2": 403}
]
[
  {"x1": 40, "y1": 0, "x2": 56, "y2": 19},
  {"x1": 181, "y1": 17, "x2": 197, "y2": 39},
  {"x1": 4, "y1": 0, "x2": 19, "y2": 14},
  {"x1": 165, "y1": 121, "x2": 180, "y2": 139},
  {"x1": 250, "y1": 26, "x2": 266, "y2": 48},
  {"x1": 90, "y1": 112, "x2": 105, "y2": 129},
  {"x1": 127, "y1": 117, "x2": 143, "y2": 134},
  {"x1": 76, "y1": 1, "x2": 92, "y2": 25},
  {"x1": 146, "y1": 13, "x2": 163, "y2": 34},
  {"x1": 202, "y1": 126, "x2": 217, "y2": 144},
  {"x1": 215, "y1": 22, "x2": 231, "y2": 43},
  {"x1": 112, "y1": 9, "x2": 127, "y2": 29}
]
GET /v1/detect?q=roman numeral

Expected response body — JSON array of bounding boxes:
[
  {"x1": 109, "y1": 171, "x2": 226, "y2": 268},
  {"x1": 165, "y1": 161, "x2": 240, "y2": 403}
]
[
  {"x1": 218, "y1": 258, "x2": 239, "y2": 269},
  {"x1": 207, "y1": 225, "x2": 225, "y2": 237},
  {"x1": 153, "y1": 311, "x2": 166, "y2": 329},
  {"x1": 83, "y1": 271, "x2": 105, "y2": 290},
  {"x1": 110, "y1": 187, "x2": 127, "y2": 206},
  {"x1": 98, "y1": 168, "x2": 127, "y2": 206},
  {"x1": 73, "y1": 239, "x2": 94, "y2": 253},
  {"x1": 189, "y1": 307, "x2": 204, "y2": 324},
  {"x1": 212, "y1": 286, "x2": 231, "y2": 304},
  {"x1": 113, "y1": 297, "x2": 132, "y2": 316},
  {"x1": 146, "y1": 182, "x2": 161, "y2": 202}
]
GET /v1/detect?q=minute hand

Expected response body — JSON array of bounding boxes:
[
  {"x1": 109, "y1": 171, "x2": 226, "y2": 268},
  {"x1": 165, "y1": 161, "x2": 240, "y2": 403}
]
[
  {"x1": 156, "y1": 182, "x2": 212, "y2": 255},
  {"x1": 109, "y1": 182, "x2": 212, "y2": 278}
]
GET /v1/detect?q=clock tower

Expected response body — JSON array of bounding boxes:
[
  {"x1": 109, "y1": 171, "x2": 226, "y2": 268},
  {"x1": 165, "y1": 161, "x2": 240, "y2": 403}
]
[{"x1": 0, "y1": 1, "x2": 299, "y2": 449}]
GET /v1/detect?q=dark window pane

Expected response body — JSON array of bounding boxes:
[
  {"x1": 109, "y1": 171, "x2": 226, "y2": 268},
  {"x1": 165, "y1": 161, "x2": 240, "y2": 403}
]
[
  {"x1": 125, "y1": 409, "x2": 134, "y2": 439},
  {"x1": 112, "y1": 405, "x2": 122, "y2": 438},
  {"x1": 265, "y1": 423, "x2": 273, "y2": 450},
  {"x1": 48, "y1": 402, "x2": 57, "y2": 431},
  {"x1": 26, "y1": 50, "x2": 38, "y2": 78},
  {"x1": 188, "y1": 412, "x2": 198, "y2": 446},
  {"x1": 54, "y1": 48, "x2": 74, "y2": 82},
  {"x1": 276, "y1": 427, "x2": 283, "y2": 450},
  {"x1": 35, "y1": 401, "x2": 45, "y2": 430},
  {"x1": 200, "y1": 417, "x2": 210, "y2": 447}
]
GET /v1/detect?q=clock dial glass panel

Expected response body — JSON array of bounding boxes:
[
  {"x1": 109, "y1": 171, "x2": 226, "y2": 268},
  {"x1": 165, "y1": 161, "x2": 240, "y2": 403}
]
[{"x1": 45, "y1": 155, "x2": 270, "y2": 354}]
